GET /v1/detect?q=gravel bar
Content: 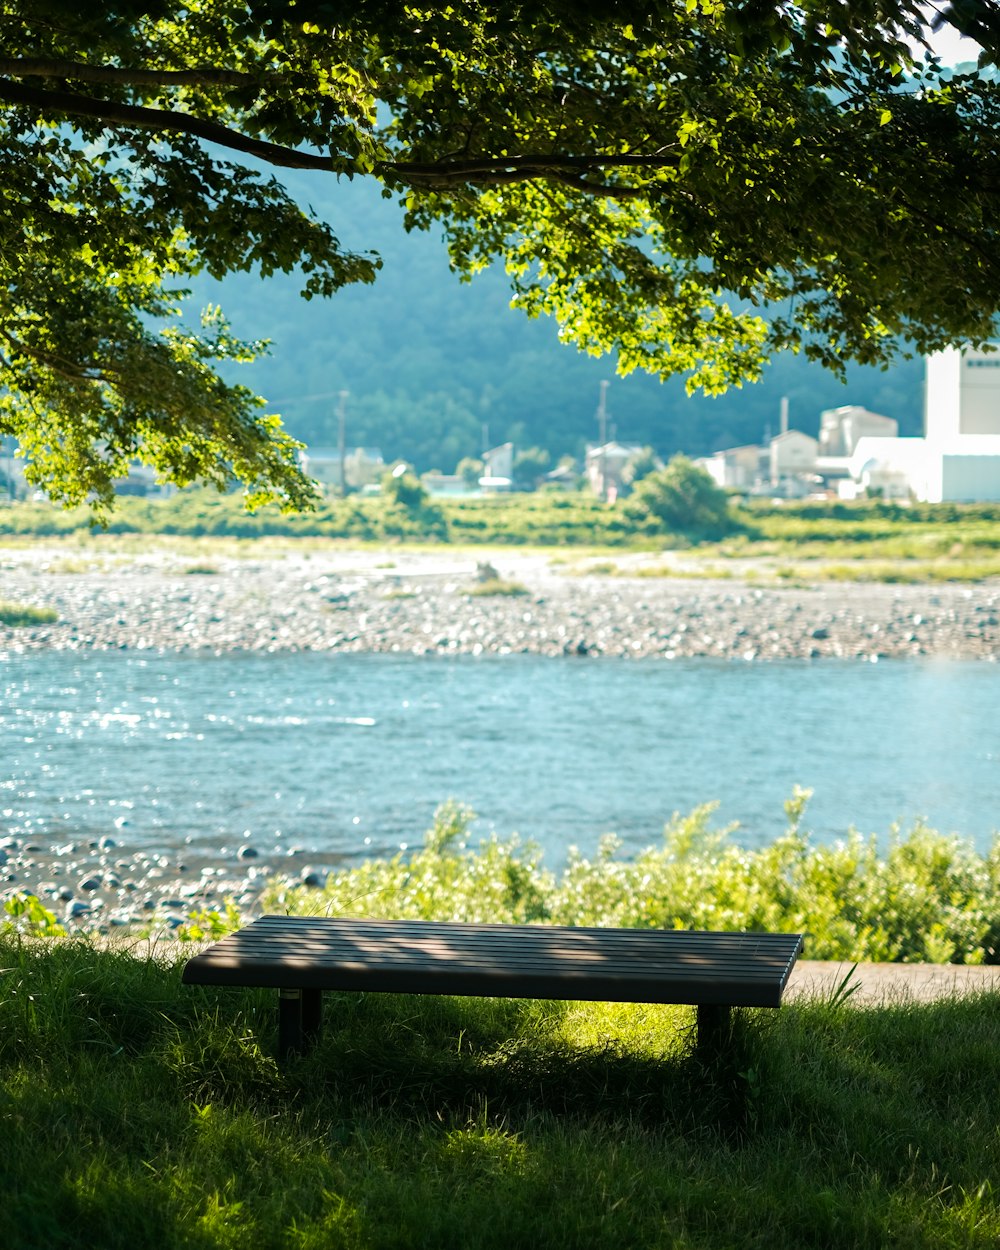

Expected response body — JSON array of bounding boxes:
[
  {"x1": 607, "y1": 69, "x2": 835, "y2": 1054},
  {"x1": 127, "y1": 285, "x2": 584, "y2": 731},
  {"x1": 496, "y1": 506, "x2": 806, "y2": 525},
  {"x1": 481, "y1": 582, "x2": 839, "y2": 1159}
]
[{"x1": 2, "y1": 545, "x2": 999, "y2": 661}]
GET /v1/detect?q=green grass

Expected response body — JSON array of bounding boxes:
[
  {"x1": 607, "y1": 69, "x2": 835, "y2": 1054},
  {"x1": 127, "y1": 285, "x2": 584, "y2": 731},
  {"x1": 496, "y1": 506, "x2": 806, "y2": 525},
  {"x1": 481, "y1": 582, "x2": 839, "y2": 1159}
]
[
  {"x1": 467, "y1": 578, "x2": 529, "y2": 597},
  {"x1": 2, "y1": 931, "x2": 1000, "y2": 1249},
  {"x1": 0, "y1": 599, "x2": 58, "y2": 627},
  {"x1": 6, "y1": 798, "x2": 1000, "y2": 1247}
]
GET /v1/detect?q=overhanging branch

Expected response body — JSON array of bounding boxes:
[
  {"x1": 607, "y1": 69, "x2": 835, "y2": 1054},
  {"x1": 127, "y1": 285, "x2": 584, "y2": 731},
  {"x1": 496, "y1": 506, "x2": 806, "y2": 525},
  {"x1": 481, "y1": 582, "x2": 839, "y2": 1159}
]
[
  {"x1": 0, "y1": 58, "x2": 254, "y2": 89},
  {"x1": 0, "y1": 76, "x2": 678, "y2": 196},
  {"x1": 0, "y1": 78, "x2": 335, "y2": 171}
]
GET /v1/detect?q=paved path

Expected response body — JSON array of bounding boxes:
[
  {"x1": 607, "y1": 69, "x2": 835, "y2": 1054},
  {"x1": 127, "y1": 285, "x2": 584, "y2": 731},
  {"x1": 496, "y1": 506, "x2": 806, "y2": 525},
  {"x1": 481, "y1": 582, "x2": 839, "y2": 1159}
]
[{"x1": 787, "y1": 959, "x2": 1000, "y2": 1004}]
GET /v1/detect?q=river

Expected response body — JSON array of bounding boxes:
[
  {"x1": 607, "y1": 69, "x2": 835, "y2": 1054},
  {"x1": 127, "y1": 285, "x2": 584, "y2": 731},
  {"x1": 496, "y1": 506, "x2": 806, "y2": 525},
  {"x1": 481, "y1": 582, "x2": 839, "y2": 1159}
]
[{"x1": 3, "y1": 652, "x2": 997, "y2": 872}]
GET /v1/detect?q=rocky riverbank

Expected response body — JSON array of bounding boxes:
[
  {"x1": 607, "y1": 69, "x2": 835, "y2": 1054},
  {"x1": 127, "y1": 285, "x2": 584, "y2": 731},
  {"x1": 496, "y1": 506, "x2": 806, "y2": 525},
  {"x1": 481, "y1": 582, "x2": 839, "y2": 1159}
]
[{"x1": 3, "y1": 543, "x2": 999, "y2": 661}]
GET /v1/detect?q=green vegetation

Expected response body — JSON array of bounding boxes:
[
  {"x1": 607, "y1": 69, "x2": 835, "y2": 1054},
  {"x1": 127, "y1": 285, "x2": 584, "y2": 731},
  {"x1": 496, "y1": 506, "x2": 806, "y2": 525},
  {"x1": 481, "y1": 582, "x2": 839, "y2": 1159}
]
[
  {"x1": 0, "y1": 489, "x2": 668, "y2": 547},
  {"x1": 627, "y1": 455, "x2": 737, "y2": 539},
  {"x1": 192, "y1": 179, "x2": 924, "y2": 472},
  {"x1": 0, "y1": 600, "x2": 58, "y2": 627},
  {"x1": 4, "y1": 841, "x2": 1000, "y2": 1246},
  {"x1": 262, "y1": 798, "x2": 1000, "y2": 967},
  {"x1": 5, "y1": 4, "x2": 1000, "y2": 509},
  {"x1": 467, "y1": 579, "x2": 530, "y2": 597},
  {"x1": 5, "y1": 492, "x2": 1000, "y2": 583}
]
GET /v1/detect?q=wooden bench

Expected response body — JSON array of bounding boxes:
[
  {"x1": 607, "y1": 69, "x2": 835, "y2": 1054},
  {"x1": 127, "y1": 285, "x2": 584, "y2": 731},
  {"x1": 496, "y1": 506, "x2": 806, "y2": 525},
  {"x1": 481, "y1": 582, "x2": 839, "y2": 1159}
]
[{"x1": 182, "y1": 915, "x2": 803, "y2": 1061}]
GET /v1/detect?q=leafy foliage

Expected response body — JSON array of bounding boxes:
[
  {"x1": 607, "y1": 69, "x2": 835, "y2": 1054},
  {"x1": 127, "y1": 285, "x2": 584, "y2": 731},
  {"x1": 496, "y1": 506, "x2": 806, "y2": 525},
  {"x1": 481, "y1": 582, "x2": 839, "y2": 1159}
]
[
  {"x1": 3, "y1": 890, "x2": 65, "y2": 936},
  {"x1": 3, "y1": 2, "x2": 1000, "y2": 508},
  {"x1": 627, "y1": 454, "x2": 736, "y2": 537},
  {"x1": 381, "y1": 466, "x2": 428, "y2": 511},
  {"x1": 259, "y1": 795, "x2": 1000, "y2": 965}
]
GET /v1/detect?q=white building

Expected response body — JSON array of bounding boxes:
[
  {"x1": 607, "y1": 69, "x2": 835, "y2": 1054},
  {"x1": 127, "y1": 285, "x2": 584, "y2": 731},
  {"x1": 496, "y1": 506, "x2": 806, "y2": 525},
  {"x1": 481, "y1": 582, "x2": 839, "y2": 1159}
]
[
  {"x1": 300, "y1": 446, "x2": 384, "y2": 493},
  {"x1": 769, "y1": 429, "x2": 818, "y2": 483},
  {"x1": 585, "y1": 441, "x2": 644, "y2": 500},
  {"x1": 480, "y1": 442, "x2": 514, "y2": 492},
  {"x1": 846, "y1": 437, "x2": 929, "y2": 499},
  {"x1": 846, "y1": 347, "x2": 1000, "y2": 501},
  {"x1": 819, "y1": 405, "x2": 898, "y2": 456},
  {"x1": 697, "y1": 444, "x2": 764, "y2": 490},
  {"x1": 922, "y1": 346, "x2": 1000, "y2": 501}
]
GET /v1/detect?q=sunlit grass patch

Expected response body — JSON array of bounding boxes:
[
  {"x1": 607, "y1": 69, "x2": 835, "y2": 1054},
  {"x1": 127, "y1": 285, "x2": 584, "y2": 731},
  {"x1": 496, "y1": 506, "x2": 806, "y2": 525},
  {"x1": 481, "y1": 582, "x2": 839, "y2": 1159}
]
[
  {"x1": 770, "y1": 560, "x2": 1000, "y2": 584},
  {"x1": 40, "y1": 557, "x2": 99, "y2": 574},
  {"x1": 0, "y1": 600, "x2": 58, "y2": 626},
  {"x1": 467, "y1": 578, "x2": 529, "y2": 597},
  {"x1": 633, "y1": 562, "x2": 733, "y2": 579}
]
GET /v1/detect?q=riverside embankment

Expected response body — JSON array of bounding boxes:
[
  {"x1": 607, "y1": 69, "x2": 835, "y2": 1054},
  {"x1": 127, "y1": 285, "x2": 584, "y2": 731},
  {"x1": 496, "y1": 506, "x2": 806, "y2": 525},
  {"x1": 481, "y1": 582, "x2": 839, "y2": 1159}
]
[{"x1": 2, "y1": 544, "x2": 999, "y2": 660}]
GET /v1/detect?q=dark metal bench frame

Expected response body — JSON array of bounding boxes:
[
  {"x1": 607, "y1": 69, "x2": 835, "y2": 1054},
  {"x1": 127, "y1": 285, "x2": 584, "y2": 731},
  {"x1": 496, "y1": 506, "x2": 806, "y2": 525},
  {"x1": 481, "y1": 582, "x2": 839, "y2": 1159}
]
[{"x1": 182, "y1": 915, "x2": 803, "y2": 1061}]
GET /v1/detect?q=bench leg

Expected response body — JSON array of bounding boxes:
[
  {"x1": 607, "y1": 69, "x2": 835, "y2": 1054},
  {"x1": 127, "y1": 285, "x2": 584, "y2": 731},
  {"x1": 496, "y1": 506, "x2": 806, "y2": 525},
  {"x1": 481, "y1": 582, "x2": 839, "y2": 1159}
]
[
  {"x1": 278, "y1": 988, "x2": 323, "y2": 1060},
  {"x1": 302, "y1": 987, "x2": 323, "y2": 1048},
  {"x1": 696, "y1": 1004, "x2": 732, "y2": 1058},
  {"x1": 278, "y1": 988, "x2": 304, "y2": 1060}
]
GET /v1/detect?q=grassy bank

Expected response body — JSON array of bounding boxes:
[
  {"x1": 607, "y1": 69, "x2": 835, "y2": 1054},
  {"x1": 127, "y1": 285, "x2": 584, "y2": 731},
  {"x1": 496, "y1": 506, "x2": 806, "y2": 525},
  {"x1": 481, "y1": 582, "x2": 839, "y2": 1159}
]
[
  {"x1": 5, "y1": 801, "x2": 1000, "y2": 1247},
  {"x1": 5, "y1": 493, "x2": 1000, "y2": 582},
  {"x1": 2, "y1": 928, "x2": 1000, "y2": 1248}
]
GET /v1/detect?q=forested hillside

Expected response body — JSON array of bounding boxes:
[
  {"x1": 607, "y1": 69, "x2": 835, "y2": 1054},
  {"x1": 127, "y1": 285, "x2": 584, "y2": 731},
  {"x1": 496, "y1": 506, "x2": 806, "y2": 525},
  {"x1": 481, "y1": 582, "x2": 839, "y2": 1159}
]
[{"x1": 193, "y1": 175, "x2": 924, "y2": 472}]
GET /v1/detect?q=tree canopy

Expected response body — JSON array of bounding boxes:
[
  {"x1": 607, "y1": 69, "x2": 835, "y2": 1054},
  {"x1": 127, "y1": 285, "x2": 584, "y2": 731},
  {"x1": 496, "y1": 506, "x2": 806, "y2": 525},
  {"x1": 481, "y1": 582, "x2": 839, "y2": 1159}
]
[{"x1": 3, "y1": 0, "x2": 1000, "y2": 509}]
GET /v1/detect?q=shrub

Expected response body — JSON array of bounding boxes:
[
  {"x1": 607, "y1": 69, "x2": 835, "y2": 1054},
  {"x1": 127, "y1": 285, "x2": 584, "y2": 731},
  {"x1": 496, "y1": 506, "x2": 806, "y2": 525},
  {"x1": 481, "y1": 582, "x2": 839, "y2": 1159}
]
[
  {"x1": 263, "y1": 795, "x2": 1000, "y2": 965},
  {"x1": 627, "y1": 455, "x2": 735, "y2": 538}
]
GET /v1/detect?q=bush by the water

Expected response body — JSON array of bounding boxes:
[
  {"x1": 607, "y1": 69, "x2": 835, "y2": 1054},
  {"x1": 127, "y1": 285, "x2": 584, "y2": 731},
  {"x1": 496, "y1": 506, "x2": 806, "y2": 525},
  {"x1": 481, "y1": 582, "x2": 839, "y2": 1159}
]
[{"x1": 257, "y1": 792, "x2": 1000, "y2": 965}]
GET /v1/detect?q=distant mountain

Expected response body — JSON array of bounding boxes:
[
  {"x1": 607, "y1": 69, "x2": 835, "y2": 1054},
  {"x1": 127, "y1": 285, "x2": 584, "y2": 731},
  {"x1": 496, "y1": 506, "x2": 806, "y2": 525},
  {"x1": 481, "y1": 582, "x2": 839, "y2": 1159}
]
[{"x1": 189, "y1": 175, "x2": 924, "y2": 472}]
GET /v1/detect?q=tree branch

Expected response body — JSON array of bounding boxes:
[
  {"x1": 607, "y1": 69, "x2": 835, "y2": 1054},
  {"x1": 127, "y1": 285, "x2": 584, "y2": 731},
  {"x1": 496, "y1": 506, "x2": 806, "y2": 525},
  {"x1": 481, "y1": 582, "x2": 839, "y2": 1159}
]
[
  {"x1": 0, "y1": 78, "x2": 335, "y2": 171},
  {"x1": 0, "y1": 325, "x2": 98, "y2": 383},
  {"x1": 0, "y1": 76, "x2": 678, "y2": 195},
  {"x1": 392, "y1": 152, "x2": 680, "y2": 180},
  {"x1": 0, "y1": 58, "x2": 254, "y2": 89}
]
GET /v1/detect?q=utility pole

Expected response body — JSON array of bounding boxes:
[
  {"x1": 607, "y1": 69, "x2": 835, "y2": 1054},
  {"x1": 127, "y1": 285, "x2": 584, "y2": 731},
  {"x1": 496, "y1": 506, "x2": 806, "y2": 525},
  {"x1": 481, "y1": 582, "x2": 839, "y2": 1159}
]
[
  {"x1": 596, "y1": 379, "x2": 609, "y2": 445},
  {"x1": 337, "y1": 389, "x2": 349, "y2": 497},
  {"x1": 596, "y1": 380, "x2": 610, "y2": 499}
]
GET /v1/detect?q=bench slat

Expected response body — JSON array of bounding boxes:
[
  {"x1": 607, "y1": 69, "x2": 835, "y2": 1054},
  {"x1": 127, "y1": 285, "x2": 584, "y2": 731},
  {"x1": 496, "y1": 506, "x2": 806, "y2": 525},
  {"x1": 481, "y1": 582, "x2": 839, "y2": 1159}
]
[{"x1": 182, "y1": 916, "x2": 803, "y2": 1009}]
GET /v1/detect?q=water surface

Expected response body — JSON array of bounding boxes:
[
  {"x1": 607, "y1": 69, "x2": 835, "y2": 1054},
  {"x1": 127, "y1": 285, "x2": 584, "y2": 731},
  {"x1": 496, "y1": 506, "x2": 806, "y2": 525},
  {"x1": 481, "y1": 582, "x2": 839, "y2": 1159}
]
[{"x1": 2, "y1": 652, "x2": 997, "y2": 866}]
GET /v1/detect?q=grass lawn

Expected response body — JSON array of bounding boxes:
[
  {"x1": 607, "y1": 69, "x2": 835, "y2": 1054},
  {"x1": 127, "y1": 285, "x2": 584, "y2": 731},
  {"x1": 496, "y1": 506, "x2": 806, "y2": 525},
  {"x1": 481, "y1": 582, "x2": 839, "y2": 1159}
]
[{"x1": 1, "y1": 933, "x2": 999, "y2": 1249}]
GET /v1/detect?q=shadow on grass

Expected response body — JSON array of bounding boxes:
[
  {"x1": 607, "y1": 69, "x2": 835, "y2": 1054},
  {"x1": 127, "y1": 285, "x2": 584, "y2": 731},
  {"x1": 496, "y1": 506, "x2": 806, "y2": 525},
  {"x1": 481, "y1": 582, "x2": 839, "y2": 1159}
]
[
  {"x1": 172, "y1": 984, "x2": 770, "y2": 1140},
  {"x1": 0, "y1": 936, "x2": 851, "y2": 1139}
]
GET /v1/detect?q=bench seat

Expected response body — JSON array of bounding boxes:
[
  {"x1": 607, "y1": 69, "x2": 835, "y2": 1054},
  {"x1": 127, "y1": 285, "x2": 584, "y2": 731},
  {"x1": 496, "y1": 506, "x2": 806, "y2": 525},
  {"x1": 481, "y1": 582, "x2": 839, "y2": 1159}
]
[{"x1": 182, "y1": 915, "x2": 803, "y2": 1060}]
